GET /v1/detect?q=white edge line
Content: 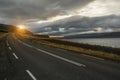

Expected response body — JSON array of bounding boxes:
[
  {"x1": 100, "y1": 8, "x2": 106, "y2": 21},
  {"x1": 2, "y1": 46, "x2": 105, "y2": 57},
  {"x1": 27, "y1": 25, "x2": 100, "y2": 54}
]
[
  {"x1": 37, "y1": 49, "x2": 86, "y2": 67},
  {"x1": 18, "y1": 40, "x2": 33, "y2": 48},
  {"x1": 26, "y1": 70, "x2": 37, "y2": 80},
  {"x1": 81, "y1": 54, "x2": 104, "y2": 60},
  {"x1": 6, "y1": 41, "x2": 9, "y2": 46},
  {"x1": 17, "y1": 38, "x2": 86, "y2": 67},
  {"x1": 23, "y1": 43, "x2": 33, "y2": 48},
  {"x1": 13, "y1": 53, "x2": 19, "y2": 59}
]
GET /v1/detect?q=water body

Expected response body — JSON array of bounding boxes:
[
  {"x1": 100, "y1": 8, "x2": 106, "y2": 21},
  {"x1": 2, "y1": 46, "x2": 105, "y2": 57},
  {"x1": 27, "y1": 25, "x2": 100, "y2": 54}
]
[{"x1": 69, "y1": 38, "x2": 120, "y2": 48}]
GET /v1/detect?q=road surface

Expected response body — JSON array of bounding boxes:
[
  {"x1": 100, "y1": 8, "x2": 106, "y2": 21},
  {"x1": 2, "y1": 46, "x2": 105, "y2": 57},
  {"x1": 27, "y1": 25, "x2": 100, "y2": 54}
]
[{"x1": 0, "y1": 33, "x2": 120, "y2": 80}]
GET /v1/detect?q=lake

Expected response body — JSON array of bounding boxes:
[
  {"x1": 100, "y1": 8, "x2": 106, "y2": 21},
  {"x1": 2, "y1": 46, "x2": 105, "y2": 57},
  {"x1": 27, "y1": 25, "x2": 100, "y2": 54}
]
[{"x1": 69, "y1": 38, "x2": 120, "y2": 48}]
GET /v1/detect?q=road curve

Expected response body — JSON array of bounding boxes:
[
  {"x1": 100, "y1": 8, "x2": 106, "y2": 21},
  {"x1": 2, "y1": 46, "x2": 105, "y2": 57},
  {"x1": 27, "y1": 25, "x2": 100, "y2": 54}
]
[{"x1": 2, "y1": 33, "x2": 120, "y2": 80}]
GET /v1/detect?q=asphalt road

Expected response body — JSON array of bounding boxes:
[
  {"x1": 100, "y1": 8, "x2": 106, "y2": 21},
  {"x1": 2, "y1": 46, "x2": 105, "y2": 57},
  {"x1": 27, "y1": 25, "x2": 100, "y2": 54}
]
[{"x1": 1, "y1": 33, "x2": 120, "y2": 80}]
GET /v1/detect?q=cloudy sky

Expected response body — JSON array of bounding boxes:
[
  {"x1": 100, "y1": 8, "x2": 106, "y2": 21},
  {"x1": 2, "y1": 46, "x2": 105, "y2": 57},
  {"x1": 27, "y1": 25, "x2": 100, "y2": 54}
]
[{"x1": 0, "y1": 0, "x2": 120, "y2": 28}]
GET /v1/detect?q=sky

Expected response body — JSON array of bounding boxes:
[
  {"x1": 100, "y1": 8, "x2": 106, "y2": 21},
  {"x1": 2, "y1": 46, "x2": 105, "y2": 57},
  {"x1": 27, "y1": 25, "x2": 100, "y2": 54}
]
[{"x1": 0, "y1": 0, "x2": 120, "y2": 29}]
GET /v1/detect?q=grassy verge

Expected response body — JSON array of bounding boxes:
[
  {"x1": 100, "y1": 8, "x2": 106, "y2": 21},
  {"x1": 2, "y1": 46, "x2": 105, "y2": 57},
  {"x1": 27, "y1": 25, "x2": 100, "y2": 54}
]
[
  {"x1": 17, "y1": 33, "x2": 120, "y2": 61},
  {"x1": 36, "y1": 39, "x2": 120, "y2": 61},
  {"x1": 0, "y1": 32, "x2": 8, "y2": 39}
]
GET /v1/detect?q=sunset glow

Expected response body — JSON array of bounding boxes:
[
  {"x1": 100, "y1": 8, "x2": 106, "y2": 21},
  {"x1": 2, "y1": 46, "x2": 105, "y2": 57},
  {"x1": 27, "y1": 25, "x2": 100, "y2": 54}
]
[{"x1": 17, "y1": 25, "x2": 26, "y2": 30}]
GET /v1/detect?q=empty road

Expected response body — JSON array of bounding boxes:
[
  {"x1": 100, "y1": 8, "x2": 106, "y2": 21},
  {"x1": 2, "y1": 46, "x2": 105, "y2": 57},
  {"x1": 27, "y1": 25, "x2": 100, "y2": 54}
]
[{"x1": 0, "y1": 33, "x2": 120, "y2": 80}]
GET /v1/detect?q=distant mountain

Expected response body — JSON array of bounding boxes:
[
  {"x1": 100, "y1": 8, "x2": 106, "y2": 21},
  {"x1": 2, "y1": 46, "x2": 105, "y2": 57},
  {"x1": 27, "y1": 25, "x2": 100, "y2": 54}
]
[
  {"x1": 64, "y1": 31, "x2": 120, "y2": 39},
  {"x1": 0, "y1": 24, "x2": 16, "y2": 32}
]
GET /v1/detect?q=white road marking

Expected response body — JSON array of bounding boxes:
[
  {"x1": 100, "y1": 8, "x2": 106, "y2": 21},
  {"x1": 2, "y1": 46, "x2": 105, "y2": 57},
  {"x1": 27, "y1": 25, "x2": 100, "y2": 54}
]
[
  {"x1": 8, "y1": 47, "x2": 12, "y2": 50},
  {"x1": 37, "y1": 48, "x2": 86, "y2": 67},
  {"x1": 4, "y1": 78, "x2": 7, "y2": 80},
  {"x1": 18, "y1": 40, "x2": 33, "y2": 48},
  {"x1": 18, "y1": 39, "x2": 23, "y2": 43},
  {"x1": 6, "y1": 41, "x2": 9, "y2": 46},
  {"x1": 13, "y1": 53, "x2": 19, "y2": 59},
  {"x1": 18, "y1": 39, "x2": 86, "y2": 67},
  {"x1": 22, "y1": 42, "x2": 33, "y2": 48},
  {"x1": 81, "y1": 54, "x2": 104, "y2": 60},
  {"x1": 26, "y1": 70, "x2": 37, "y2": 80}
]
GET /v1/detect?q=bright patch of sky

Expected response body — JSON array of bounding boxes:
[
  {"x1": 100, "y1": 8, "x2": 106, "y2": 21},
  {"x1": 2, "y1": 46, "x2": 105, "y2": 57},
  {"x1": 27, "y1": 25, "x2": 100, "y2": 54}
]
[
  {"x1": 77, "y1": 0, "x2": 120, "y2": 17},
  {"x1": 36, "y1": 15, "x2": 73, "y2": 24},
  {"x1": 35, "y1": 0, "x2": 120, "y2": 24}
]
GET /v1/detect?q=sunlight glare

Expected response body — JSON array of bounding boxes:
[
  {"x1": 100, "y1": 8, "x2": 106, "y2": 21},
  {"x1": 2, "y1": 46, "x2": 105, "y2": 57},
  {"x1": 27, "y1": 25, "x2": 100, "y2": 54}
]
[{"x1": 17, "y1": 25, "x2": 26, "y2": 30}]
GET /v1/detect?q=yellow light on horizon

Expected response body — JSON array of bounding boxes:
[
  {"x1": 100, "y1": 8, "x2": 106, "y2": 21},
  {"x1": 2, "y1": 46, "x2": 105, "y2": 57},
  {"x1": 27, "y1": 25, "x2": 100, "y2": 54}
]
[{"x1": 17, "y1": 25, "x2": 26, "y2": 30}]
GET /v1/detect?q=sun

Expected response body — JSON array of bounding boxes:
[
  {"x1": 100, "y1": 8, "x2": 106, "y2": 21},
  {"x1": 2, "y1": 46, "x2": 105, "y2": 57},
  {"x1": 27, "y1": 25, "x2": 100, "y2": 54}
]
[{"x1": 17, "y1": 25, "x2": 26, "y2": 30}]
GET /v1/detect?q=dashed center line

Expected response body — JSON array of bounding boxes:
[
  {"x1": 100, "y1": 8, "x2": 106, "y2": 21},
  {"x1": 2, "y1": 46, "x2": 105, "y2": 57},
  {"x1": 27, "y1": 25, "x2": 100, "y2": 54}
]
[
  {"x1": 6, "y1": 41, "x2": 9, "y2": 46},
  {"x1": 81, "y1": 54, "x2": 104, "y2": 60},
  {"x1": 6, "y1": 40, "x2": 19, "y2": 59},
  {"x1": 8, "y1": 47, "x2": 12, "y2": 50},
  {"x1": 13, "y1": 53, "x2": 19, "y2": 59},
  {"x1": 26, "y1": 70, "x2": 37, "y2": 80}
]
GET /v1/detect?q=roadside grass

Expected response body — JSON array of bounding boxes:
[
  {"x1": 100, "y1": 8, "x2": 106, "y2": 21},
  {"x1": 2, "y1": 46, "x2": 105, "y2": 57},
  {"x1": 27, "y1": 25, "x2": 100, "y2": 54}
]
[
  {"x1": 0, "y1": 32, "x2": 8, "y2": 39},
  {"x1": 36, "y1": 39, "x2": 120, "y2": 61}
]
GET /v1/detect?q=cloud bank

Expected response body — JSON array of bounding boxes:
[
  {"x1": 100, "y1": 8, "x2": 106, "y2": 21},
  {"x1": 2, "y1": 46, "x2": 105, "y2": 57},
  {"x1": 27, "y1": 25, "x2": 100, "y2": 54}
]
[{"x1": 0, "y1": 0, "x2": 94, "y2": 24}]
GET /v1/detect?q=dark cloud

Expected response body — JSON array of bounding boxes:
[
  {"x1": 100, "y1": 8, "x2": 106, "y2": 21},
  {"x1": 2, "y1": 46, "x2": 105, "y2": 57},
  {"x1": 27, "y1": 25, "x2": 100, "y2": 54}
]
[
  {"x1": 32, "y1": 15, "x2": 120, "y2": 33},
  {"x1": 0, "y1": 0, "x2": 94, "y2": 24},
  {"x1": 0, "y1": 0, "x2": 14, "y2": 8}
]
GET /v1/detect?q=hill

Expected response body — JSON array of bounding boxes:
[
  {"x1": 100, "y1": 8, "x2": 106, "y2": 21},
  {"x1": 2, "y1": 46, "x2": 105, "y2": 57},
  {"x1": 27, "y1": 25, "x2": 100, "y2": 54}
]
[
  {"x1": 0, "y1": 24, "x2": 16, "y2": 32},
  {"x1": 64, "y1": 31, "x2": 120, "y2": 39}
]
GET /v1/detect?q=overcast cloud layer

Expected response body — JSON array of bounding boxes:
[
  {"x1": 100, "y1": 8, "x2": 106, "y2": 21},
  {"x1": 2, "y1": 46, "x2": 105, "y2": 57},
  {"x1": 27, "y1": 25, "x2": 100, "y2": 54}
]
[{"x1": 0, "y1": 0, "x2": 94, "y2": 24}]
